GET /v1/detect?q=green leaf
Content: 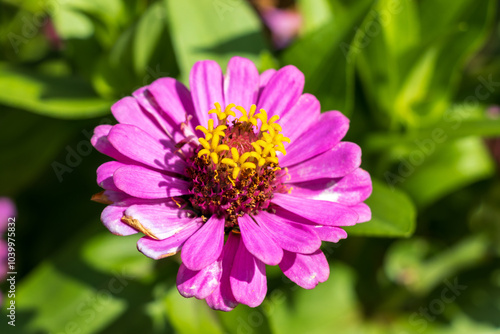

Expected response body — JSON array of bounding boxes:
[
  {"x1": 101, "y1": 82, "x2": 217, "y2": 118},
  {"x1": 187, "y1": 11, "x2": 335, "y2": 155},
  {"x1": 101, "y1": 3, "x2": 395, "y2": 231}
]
[
  {"x1": 165, "y1": 0, "x2": 268, "y2": 82},
  {"x1": 12, "y1": 262, "x2": 127, "y2": 334},
  {"x1": 0, "y1": 64, "x2": 112, "y2": 119},
  {"x1": 384, "y1": 234, "x2": 489, "y2": 294},
  {"x1": 401, "y1": 137, "x2": 495, "y2": 207},
  {"x1": 265, "y1": 262, "x2": 362, "y2": 334},
  {"x1": 81, "y1": 233, "x2": 155, "y2": 282},
  {"x1": 164, "y1": 287, "x2": 225, "y2": 334},
  {"x1": 0, "y1": 109, "x2": 76, "y2": 195},
  {"x1": 297, "y1": 0, "x2": 333, "y2": 35},
  {"x1": 282, "y1": 0, "x2": 372, "y2": 115},
  {"x1": 344, "y1": 180, "x2": 416, "y2": 237},
  {"x1": 133, "y1": 2, "x2": 165, "y2": 76}
]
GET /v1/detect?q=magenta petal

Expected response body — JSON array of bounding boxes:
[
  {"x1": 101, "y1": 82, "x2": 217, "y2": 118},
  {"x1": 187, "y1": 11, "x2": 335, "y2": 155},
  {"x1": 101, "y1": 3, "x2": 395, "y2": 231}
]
[
  {"x1": 148, "y1": 77, "x2": 196, "y2": 125},
  {"x1": 124, "y1": 204, "x2": 196, "y2": 239},
  {"x1": 281, "y1": 111, "x2": 350, "y2": 167},
  {"x1": 108, "y1": 124, "x2": 186, "y2": 175},
  {"x1": 177, "y1": 259, "x2": 222, "y2": 299},
  {"x1": 230, "y1": 240, "x2": 267, "y2": 307},
  {"x1": 272, "y1": 193, "x2": 358, "y2": 226},
  {"x1": 100, "y1": 196, "x2": 165, "y2": 236},
  {"x1": 255, "y1": 211, "x2": 321, "y2": 254},
  {"x1": 258, "y1": 69, "x2": 276, "y2": 99},
  {"x1": 279, "y1": 93, "x2": 320, "y2": 147},
  {"x1": 96, "y1": 161, "x2": 128, "y2": 191},
  {"x1": 349, "y1": 203, "x2": 371, "y2": 223},
  {"x1": 137, "y1": 220, "x2": 203, "y2": 259},
  {"x1": 101, "y1": 206, "x2": 138, "y2": 236},
  {"x1": 111, "y1": 96, "x2": 169, "y2": 140},
  {"x1": 287, "y1": 142, "x2": 362, "y2": 183},
  {"x1": 113, "y1": 165, "x2": 191, "y2": 199},
  {"x1": 91, "y1": 125, "x2": 133, "y2": 162},
  {"x1": 314, "y1": 226, "x2": 347, "y2": 242},
  {"x1": 206, "y1": 232, "x2": 240, "y2": 311},
  {"x1": 224, "y1": 57, "x2": 259, "y2": 108},
  {"x1": 257, "y1": 65, "x2": 304, "y2": 118},
  {"x1": 181, "y1": 215, "x2": 225, "y2": 271},
  {"x1": 290, "y1": 168, "x2": 372, "y2": 206},
  {"x1": 190, "y1": 60, "x2": 224, "y2": 126},
  {"x1": 279, "y1": 250, "x2": 330, "y2": 289},
  {"x1": 238, "y1": 215, "x2": 283, "y2": 265}
]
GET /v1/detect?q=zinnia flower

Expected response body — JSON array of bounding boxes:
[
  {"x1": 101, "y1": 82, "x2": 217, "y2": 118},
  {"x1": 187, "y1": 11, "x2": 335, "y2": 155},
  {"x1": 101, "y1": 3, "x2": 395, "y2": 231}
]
[
  {"x1": 91, "y1": 57, "x2": 372, "y2": 311},
  {"x1": 0, "y1": 197, "x2": 16, "y2": 305}
]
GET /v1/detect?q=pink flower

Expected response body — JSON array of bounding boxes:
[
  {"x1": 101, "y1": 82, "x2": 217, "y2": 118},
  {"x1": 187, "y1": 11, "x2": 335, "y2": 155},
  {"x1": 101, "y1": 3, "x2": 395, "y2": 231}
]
[
  {"x1": 0, "y1": 197, "x2": 16, "y2": 305},
  {"x1": 91, "y1": 57, "x2": 372, "y2": 311}
]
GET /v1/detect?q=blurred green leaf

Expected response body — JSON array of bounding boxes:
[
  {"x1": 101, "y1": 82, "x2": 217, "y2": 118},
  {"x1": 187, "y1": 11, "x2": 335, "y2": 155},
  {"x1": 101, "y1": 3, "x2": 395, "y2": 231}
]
[
  {"x1": 81, "y1": 233, "x2": 155, "y2": 282},
  {"x1": 344, "y1": 180, "x2": 416, "y2": 238},
  {"x1": 165, "y1": 0, "x2": 268, "y2": 82},
  {"x1": 385, "y1": 234, "x2": 489, "y2": 294},
  {"x1": 265, "y1": 262, "x2": 362, "y2": 334},
  {"x1": 0, "y1": 63, "x2": 112, "y2": 119},
  {"x1": 164, "y1": 288, "x2": 225, "y2": 334},
  {"x1": 401, "y1": 137, "x2": 495, "y2": 207},
  {"x1": 282, "y1": 0, "x2": 372, "y2": 115},
  {"x1": 297, "y1": 0, "x2": 333, "y2": 35},
  {"x1": 52, "y1": 7, "x2": 94, "y2": 39},
  {"x1": 133, "y1": 2, "x2": 164, "y2": 76},
  {"x1": 0, "y1": 109, "x2": 75, "y2": 195},
  {"x1": 13, "y1": 262, "x2": 127, "y2": 334}
]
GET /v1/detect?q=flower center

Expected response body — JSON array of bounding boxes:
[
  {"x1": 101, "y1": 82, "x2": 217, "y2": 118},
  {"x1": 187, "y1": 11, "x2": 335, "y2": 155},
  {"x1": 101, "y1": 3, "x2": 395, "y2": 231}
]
[{"x1": 186, "y1": 103, "x2": 290, "y2": 231}]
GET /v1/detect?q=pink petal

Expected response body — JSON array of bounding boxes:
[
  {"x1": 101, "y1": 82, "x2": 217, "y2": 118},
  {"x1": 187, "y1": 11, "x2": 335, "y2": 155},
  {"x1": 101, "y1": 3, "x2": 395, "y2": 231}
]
[
  {"x1": 224, "y1": 56, "x2": 259, "y2": 109},
  {"x1": 238, "y1": 215, "x2": 283, "y2": 265},
  {"x1": 257, "y1": 65, "x2": 304, "y2": 118},
  {"x1": 111, "y1": 96, "x2": 169, "y2": 141},
  {"x1": 258, "y1": 68, "x2": 276, "y2": 99},
  {"x1": 279, "y1": 93, "x2": 320, "y2": 148},
  {"x1": 91, "y1": 125, "x2": 133, "y2": 162},
  {"x1": 113, "y1": 165, "x2": 191, "y2": 199},
  {"x1": 289, "y1": 168, "x2": 372, "y2": 205},
  {"x1": 124, "y1": 204, "x2": 197, "y2": 239},
  {"x1": 255, "y1": 211, "x2": 321, "y2": 254},
  {"x1": 108, "y1": 124, "x2": 187, "y2": 175},
  {"x1": 206, "y1": 232, "x2": 240, "y2": 311},
  {"x1": 147, "y1": 78, "x2": 196, "y2": 124},
  {"x1": 100, "y1": 197, "x2": 164, "y2": 236},
  {"x1": 190, "y1": 60, "x2": 224, "y2": 127},
  {"x1": 230, "y1": 239, "x2": 267, "y2": 307},
  {"x1": 279, "y1": 250, "x2": 330, "y2": 289},
  {"x1": 181, "y1": 215, "x2": 225, "y2": 271},
  {"x1": 137, "y1": 220, "x2": 203, "y2": 259},
  {"x1": 313, "y1": 226, "x2": 347, "y2": 242},
  {"x1": 96, "y1": 161, "x2": 128, "y2": 191},
  {"x1": 272, "y1": 193, "x2": 358, "y2": 226},
  {"x1": 286, "y1": 142, "x2": 362, "y2": 183},
  {"x1": 177, "y1": 259, "x2": 222, "y2": 299},
  {"x1": 280, "y1": 111, "x2": 350, "y2": 167},
  {"x1": 349, "y1": 203, "x2": 371, "y2": 223}
]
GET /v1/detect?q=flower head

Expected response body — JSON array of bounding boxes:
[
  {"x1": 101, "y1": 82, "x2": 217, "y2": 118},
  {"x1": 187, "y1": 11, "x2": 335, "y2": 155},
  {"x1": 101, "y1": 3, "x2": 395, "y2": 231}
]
[{"x1": 91, "y1": 57, "x2": 372, "y2": 311}]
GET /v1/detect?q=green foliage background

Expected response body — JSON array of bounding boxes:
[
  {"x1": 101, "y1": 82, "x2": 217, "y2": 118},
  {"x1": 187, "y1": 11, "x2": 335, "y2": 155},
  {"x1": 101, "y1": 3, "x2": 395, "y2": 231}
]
[{"x1": 1, "y1": 0, "x2": 500, "y2": 333}]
